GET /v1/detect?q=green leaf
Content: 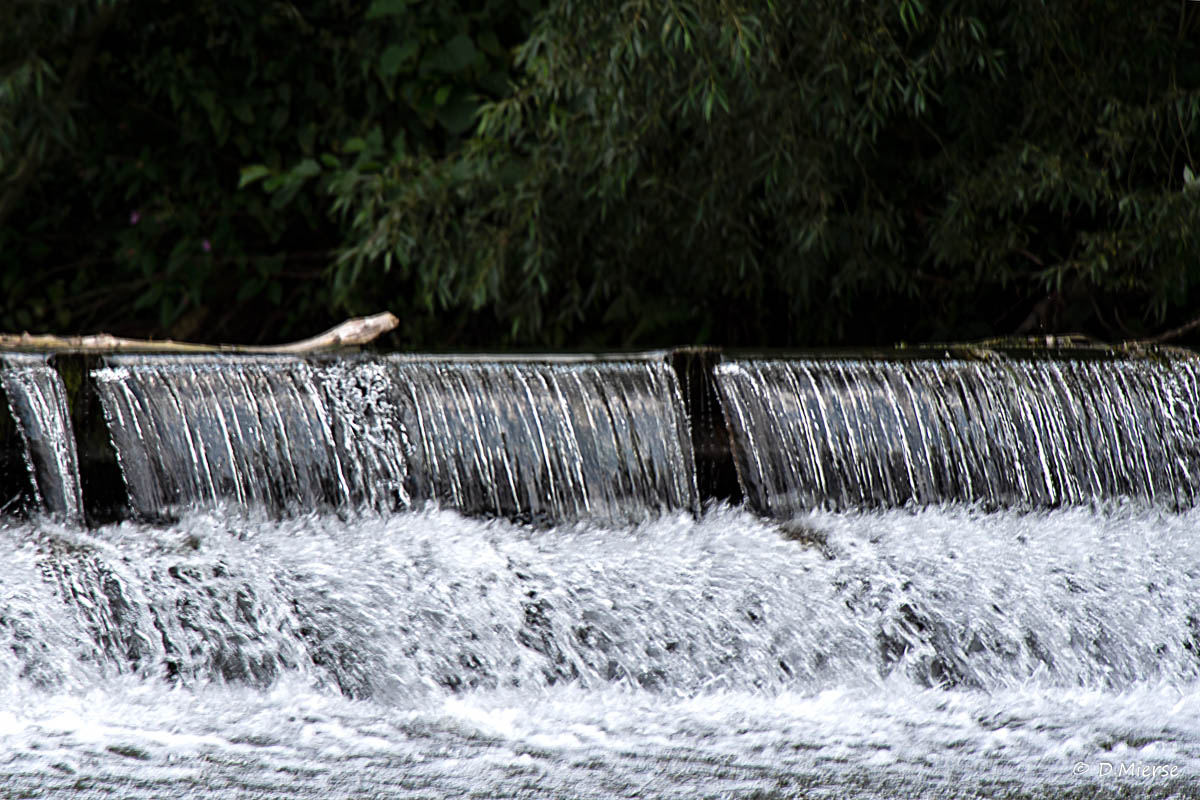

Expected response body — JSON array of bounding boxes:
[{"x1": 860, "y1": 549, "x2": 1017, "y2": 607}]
[
  {"x1": 380, "y1": 41, "x2": 419, "y2": 77},
  {"x1": 236, "y1": 278, "x2": 263, "y2": 303},
  {"x1": 229, "y1": 99, "x2": 255, "y2": 124},
  {"x1": 365, "y1": 126, "x2": 384, "y2": 154},
  {"x1": 292, "y1": 158, "x2": 321, "y2": 178},
  {"x1": 437, "y1": 95, "x2": 479, "y2": 134},
  {"x1": 238, "y1": 164, "x2": 271, "y2": 188},
  {"x1": 433, "y1": 34, "x2": 477, "y2": 73},
  {"x1": 366, "y1": 0, "x2": 409, "y2": 19},
  {"x1": 477, "y1": 31, "x2": 502, "y2": 56},
  {"x1": 297, "y1": 124, "x2": 316, "y2": 154},
  {"x1": 133, "y1": 282, "x2": 163, "y2": 310},
  {"x1": 480, "y1": 70, "x2": 509, "y2": 96}
]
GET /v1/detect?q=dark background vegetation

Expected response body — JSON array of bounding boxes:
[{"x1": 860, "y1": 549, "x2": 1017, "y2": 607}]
[{"x1": 3, "y1": 0, "x2": 1200, "y2": 349}]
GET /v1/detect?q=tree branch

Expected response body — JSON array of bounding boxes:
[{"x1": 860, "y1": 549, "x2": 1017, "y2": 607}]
[
  {"x1": 1134, "y1": 311, "x2": 1200, "y2": 345},
  {"x1": 0, "y1": 312, "x2": 399, "y2": 353}
]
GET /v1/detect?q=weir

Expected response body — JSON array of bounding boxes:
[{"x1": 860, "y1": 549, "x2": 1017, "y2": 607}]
[
  {"x1": 80, "y1": 353, "x2": 697, "y2": 523},
  {"x1": 1, "y1": 346, "x2": 1198, "y2": 520},
  {"x1": 92, "y1": 356, "x2": 410, "y2": 517},
  {"x1": 0, "y1": 354, "x2": 82, "y2": 520},
  {"x1": 714, "y1": 354, "x2": 1200, "y2": 516},
  {"x1": 388, "y1": 355, "x2": 698, "y2": 523},
  {"x1": 0, "y1": 346, "x2": 1198, "y2": 798}
]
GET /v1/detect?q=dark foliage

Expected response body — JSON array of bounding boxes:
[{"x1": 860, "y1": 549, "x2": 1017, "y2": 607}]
[{"x1": 3, "y1": 1, "x2": 1200, "y2": 347}]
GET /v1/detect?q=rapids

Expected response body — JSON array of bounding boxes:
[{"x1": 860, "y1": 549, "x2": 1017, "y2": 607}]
[{"x1": 0, "y1": 506, "x2": 1196, "y2": 798}]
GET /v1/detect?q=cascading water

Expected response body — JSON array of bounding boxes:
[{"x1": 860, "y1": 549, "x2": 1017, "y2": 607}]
[
  {"x1": 388, "y1": 356, "x2": 698, "y2": 523},
  {"x1": 0, "y1": 353, "x2": 83, "y2": 520},
  {"x1": 91, "y1": 354, "x2": 697, "y2": 524},
  {"x1": 714, "y1": 355, "x2": 1200, "y2": 515},
  {"x1": 17, "y1": 507, "x2": 1200, "y2": 696},
  {"x1": 0, "y1": 348, "x2": 1198, "y2": 798},
  {"x1": 92, "y1": 356, "x2": 411, "y2": 517},
  {"x1": 2, "y1": 508, "x2": 1199, "y2": 798}
]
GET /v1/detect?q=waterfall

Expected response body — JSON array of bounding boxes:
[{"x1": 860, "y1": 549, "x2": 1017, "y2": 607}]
[
  {"x1": 1, "y1": 349, "x2": 1199, "y2": 799},
  {"x1": 92, "y1": 356, "x2": 411, "y2": 517},
  {"x1": 9, "y1": 508, "x2": 1200, "y2": 697},
  {"x1": 714, "y1": 356, "x2": 1200, "y2": 515},
  {"x1": 388, "y1": 356, "x2": 698, "y2": 523},
  {"x1": 90, "y1": 354, "x2": 697, "y2": 523},
  {"x1": 0, "y1": 354, "x2": 83, "y2": 520},
  {"x1": 18, "y1": 349, "x2": 1200, "y2": 519}
]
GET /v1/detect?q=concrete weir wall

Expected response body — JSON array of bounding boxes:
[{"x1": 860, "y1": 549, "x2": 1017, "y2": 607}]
[
  {"x1": 0, "y1": 354, "x2": 125, "y2": 524},
  {"x1": 0, "y1": 383, "x2": 31, "y2": 514},
  {"x1": 2, "y1": 343, "x2": 1173, "y2": 523},
  {"x1": 0, "y1": 348, "x2": 744, "y2": 523}
]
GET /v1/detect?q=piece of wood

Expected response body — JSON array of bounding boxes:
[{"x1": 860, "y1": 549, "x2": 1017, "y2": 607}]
[
  {"x1": 0, "y1": 311, "x2": 399, "y2": 354},
  {"x1": 1132, "y1": 311, "x2": 1200, "y2": 346}
]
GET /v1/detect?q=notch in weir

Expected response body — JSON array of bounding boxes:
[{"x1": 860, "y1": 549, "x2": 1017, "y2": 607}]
[
  {"x1": 670, "y1": 347, "x2": 741, "y2": 507},
  {"x1": 49, "y1": 353, "x2": 128, "y2": 525}
]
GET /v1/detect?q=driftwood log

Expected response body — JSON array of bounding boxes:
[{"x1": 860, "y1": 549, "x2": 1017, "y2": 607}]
[{"x1": 0, "y1": 311, "x2": 398, "y2": 354}]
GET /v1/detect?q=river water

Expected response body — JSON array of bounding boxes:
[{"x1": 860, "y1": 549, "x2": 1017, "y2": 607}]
[{"x1": 2, "y1": 504, "x2": 1198, "y2": 798}]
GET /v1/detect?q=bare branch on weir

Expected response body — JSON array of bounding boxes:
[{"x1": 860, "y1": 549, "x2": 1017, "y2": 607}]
[{"x1": 0, "y1": 312, "x2": 399, "y2": 354}]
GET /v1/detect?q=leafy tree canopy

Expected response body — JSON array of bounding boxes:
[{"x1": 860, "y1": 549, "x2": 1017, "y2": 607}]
[
  {"x1": 3, "y1": 1, "x2": 1200, "y2": 348},
  {"x1": 1, "y1": 0, "x2": 536, "y2": 342}
]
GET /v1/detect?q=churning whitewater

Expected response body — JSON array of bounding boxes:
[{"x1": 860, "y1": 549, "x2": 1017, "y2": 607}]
[
  {"x1": 1, "y1": 505, "x2": 1199, "y2": 798},
  {"x1": 5, "y1": 348, "x2": 1200, "y2": 797}
]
